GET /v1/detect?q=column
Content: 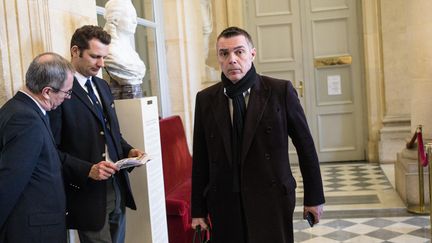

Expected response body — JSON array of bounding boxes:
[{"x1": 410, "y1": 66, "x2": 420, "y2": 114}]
[{"x1": 395, "y1": 0, "x2": 432, "y2": 206}]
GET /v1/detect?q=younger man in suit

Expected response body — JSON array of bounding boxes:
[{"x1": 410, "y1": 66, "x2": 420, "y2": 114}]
[
  {"x1": 49, "y1": 25, "x2": 144, "y2": 243},
  {"x1": 0, "y1": 52, "x2": 74, "y2": 242}
]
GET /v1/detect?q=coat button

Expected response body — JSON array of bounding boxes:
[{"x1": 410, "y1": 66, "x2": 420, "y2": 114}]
[
  {"x1": 210, "y1": 133, "x2": 215, "y2": 139},
  {"x1": 270, "y1": 179, "x2": 277, "y2": 186},
  {"x1": 265, "y1": 126, "x2": 272, "y2": 134},
  {"x1": 102, "y1": 153, "x2": 106, "y2": 158},
  {"x1": 265, "y1": 153, "x2": 271, "y2": 160},
  {"x1": 100, "y1": 131, "x2": 104, "y2": 135}
]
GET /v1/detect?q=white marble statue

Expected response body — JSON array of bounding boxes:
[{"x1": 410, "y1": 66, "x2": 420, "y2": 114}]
[
  {"x1": 104, "y1": 0, "x2": 146, "y2": 86},
  {"x1": 200, "y1": 0, "x2": 219, "y2": 81},
  {"x1": 201, "y1": 0, "x2": 213, "y2": 62}
]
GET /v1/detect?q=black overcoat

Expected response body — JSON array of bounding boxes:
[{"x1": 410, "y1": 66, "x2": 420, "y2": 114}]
[
  {"x1": 191, "y1": 75, "x2": 325, "y2": 243},
  {"x1": 0, "y1": 92, "x2": 66, "y2": 242}
]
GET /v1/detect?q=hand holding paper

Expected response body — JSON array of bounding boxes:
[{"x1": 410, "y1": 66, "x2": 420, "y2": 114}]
[{"x1": 115, "y1": 153, "x2": 151, "y2": 169}]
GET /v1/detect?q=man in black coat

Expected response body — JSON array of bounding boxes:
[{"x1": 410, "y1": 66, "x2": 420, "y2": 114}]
[
  {"x1": 0, "y1": 52, "x2": 74, "y2": 242},
  {"x1": 49, "y1": 25, "x2": 144, "y2": 243},
  {"x1": 191, "y1": 27, "x2": 325, "y2": 243}
]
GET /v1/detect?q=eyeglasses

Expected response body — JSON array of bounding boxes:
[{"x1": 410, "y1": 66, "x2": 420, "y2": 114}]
[{"x1": 51, "y1": 87, "x2": 73, "y2": 98}]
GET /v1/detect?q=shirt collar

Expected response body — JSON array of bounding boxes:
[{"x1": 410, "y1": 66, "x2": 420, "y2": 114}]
[
  {"x1": 19, "y1": 90, "x2": 46, "y2": 115},
  {"x1": 75, "y1": 72, "x2": 92, "y2": 88}
]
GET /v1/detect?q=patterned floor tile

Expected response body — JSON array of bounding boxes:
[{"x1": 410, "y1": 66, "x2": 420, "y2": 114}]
[
  {"x1": 402, "y1": 217, "x2": 430, "y2": 227},
  {"x1": 407, "y1": 228, "x2": 431, "y2": 239},
  {"x1": 322, "y1": 219, "x2": 357, "y2": 228},
  {"x1": 342, "y1": 223, "x2": 379, "y2": 235},
  {"x1": 300, "y1": 224, "x2": 338, "y2": 236},
  {"x1": 298, "y1": 236, "x2": 340, "y2": 243},
  {"x1": 362, "y1": 218, "x2": 397, "y2": 228},
  {"x1": 366, "y1": 228, "x2": 406, "y2": 240},
  {"x1": 293, "y1": 162, "x2": 431, "y2": 242},
  {"x1": 387, "y1": 234, "x2": 430, "y2": 243},
  {"x1": 342, "y1": 235, "x2": 384, "y2": 243},
  {"x1": 323, "y1": 230, "x2": 360, "y2": 241},
  {"x1": 383, "y1": 222, "x2": 422, "y2": 234}
]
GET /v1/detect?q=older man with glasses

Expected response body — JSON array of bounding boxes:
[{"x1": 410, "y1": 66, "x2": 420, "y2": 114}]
[{"x1": 0, "y1": 52, "x2": 74, "y2": 243}]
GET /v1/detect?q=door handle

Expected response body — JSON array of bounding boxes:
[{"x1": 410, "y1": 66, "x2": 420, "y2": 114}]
[{"x1": 293, "y1": 80, "x2": 304, "y2": 97}]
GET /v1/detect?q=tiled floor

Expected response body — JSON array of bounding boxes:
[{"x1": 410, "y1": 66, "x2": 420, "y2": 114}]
[{"x1": 292, "y1": 162, "x2": 431, "y2": 242}]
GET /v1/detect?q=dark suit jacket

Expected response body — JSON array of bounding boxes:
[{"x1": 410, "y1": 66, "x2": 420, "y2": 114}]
[
  {"x1": 0, "y1": 92, "x2": 66, "y2": 242},
  {"x1": 191, "y1": 75, "x2": 325, "y2": 243},
  {"x1": 48, "y1": 76, "x2": 135, "y2": 230}
]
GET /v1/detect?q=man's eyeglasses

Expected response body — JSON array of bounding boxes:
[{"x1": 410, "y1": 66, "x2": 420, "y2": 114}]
[{"x1": 51, "y1": 87, "x2": 73, "y2": 98}]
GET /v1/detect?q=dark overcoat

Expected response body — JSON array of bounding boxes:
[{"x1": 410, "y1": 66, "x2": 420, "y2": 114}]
[
  {"x1": 48, "y1": 76, "x2": 135, "y2": 230},
  {"x1": 191, "y1": 75, "x2": 325, "y2": 243},
  {"x1": 0, "y1": 92, "x2": 66, "y2": 242}
]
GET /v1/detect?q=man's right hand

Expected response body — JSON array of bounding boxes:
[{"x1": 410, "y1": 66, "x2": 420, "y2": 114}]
[
  {"x1": 88, "y1": 161, "x2": 119, "y2": 180},
  {"x1": 191, "y1": 218, "x2": 209, "y2": 230}
]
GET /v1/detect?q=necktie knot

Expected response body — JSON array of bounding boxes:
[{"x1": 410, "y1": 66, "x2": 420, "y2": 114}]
[{"x1": 85, "y1": 79, "x2": 100, "y2": 106}]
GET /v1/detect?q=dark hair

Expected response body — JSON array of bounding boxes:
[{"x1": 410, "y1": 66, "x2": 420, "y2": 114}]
[
  {"x1": 26, "y1": 52, "x2": 75, "y2": 94},
  {"x1": 70, "y1": 25, "x2": 111, "y2": 54},
  {"x1": 217, "y1": 26, "x2": 254, "y2": 48}
]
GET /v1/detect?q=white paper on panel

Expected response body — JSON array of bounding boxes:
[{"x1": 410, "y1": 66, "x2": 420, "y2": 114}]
[{"x1": 327, "y1": 75, "x2": 342, "y2": 95}]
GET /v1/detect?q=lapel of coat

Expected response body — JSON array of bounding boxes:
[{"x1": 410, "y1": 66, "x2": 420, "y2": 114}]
[
  {"x1": 14, "y1": 92, "x2": 56, "y2": 144},
  {"x1": 92, "y1": 77, "x2": 119, "y2": 144},
  {"x1": 74, "y1": 76, "x2": 120, "y2": 154},
  {"x1": 92, "y1": 77, "x2": 114, "y2": 121},
  {"x1": 241, "y1": 76, "x2": 270, "y2": 164},
  {"x1": 39, "y1": 112, "x2": 55, "y2": 143},
  {"x1": 211, "y1": 84, "x2": 233, "y2": 165},
  {"x1": 72, "y1": 77, "x2": 102, "y2": 123},
  {"x1": 92, "y1": 77, "x2": 118, "y2": 135}
]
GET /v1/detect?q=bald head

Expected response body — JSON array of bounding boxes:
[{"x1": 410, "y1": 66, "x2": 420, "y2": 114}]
[{"x1": 25, "y1": 52, "x2": 75, "y2": 94}]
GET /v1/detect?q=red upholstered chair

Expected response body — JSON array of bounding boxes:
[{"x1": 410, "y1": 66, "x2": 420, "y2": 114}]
[{"x1": 159, "y1": 116, "x2": 194, "y2": 243}]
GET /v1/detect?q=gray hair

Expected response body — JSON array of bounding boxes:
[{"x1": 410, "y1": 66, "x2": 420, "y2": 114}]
[{"x1": 25, "y1": 52, "x2": 74, "y2": 94}]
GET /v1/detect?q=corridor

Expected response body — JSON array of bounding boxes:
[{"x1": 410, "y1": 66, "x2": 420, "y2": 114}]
[{"x1": 292, "y1": 162, "x2": 430, "y2": 242}]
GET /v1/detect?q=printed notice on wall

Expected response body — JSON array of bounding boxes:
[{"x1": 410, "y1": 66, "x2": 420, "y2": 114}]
[{"x1": 327, "y1": 75, "x2": 342, "y2": 95}]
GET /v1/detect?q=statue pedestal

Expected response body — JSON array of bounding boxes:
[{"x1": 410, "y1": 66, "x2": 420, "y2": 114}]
[
  {"x1": 395, "y1": 147, "x2": 430, "y2": 206},
  {"x1": 114, "y1": 97, "x2": 169, "y2": 243},
  {"x1": 379, "y1": 116, "x2": 411, "y2": 163},
  {"x1": 110, "y1": 80, "x2": 143, "y2": 99},
  {"x1": 120, "y1": 84, "x2": 143, "y2": 99},
  {"x1": 67, "y1": 97, "x2": 168, "y2": 243}
]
